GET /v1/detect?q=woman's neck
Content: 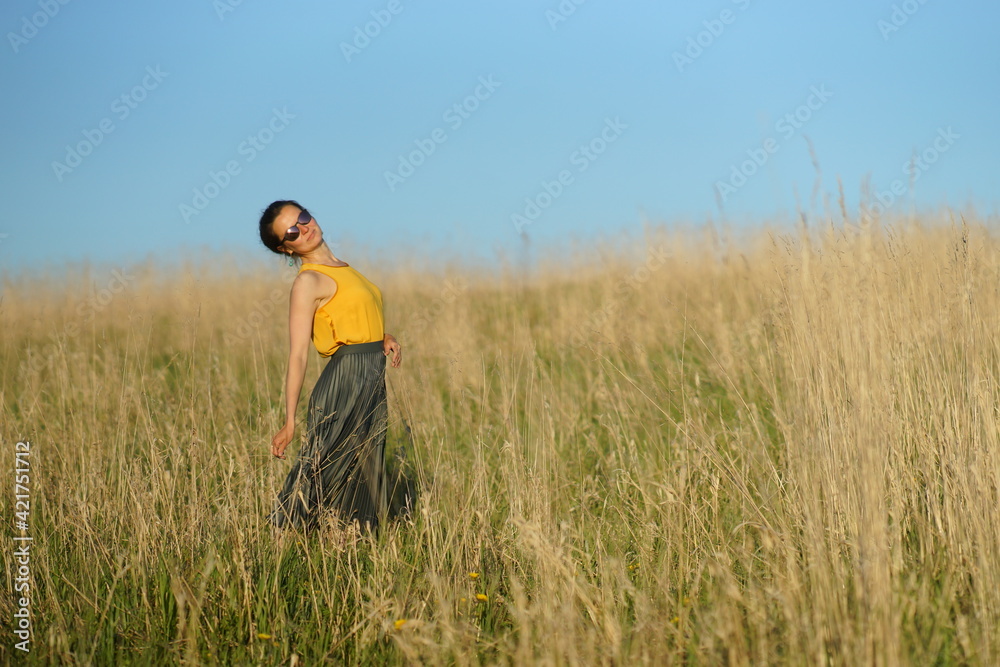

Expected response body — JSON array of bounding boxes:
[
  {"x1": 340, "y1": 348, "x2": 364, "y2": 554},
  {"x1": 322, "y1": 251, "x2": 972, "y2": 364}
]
[{"x1": 299, "y1": 243, "x2": 340, "y2": 265}]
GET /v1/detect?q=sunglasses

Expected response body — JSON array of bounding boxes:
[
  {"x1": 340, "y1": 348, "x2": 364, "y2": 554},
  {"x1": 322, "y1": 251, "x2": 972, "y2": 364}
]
[{"x1": 282, "y1": 208, "x2": 313, "y2": 243}]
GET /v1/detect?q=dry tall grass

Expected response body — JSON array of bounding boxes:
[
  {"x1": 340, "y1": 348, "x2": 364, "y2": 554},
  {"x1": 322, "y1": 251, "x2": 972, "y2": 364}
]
[{"x1": 2, "y1": 211, "x2": 999, "y2": 665}]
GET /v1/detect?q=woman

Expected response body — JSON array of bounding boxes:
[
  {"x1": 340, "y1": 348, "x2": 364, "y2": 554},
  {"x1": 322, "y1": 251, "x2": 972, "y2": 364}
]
[{"x1": 258, "y1": 199, "x2": 402, "y2": 534}]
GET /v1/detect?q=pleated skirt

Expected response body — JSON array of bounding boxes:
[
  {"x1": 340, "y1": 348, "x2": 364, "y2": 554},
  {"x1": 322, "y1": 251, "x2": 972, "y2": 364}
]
[{"x1": 268, "y1": 340, "x2": 388, "y2": 534}]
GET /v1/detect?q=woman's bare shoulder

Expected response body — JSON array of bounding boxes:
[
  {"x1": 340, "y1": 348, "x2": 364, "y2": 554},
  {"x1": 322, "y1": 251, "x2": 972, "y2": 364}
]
[{"x1": 291, "y1": 268, "x2": 337, "y2": 301}]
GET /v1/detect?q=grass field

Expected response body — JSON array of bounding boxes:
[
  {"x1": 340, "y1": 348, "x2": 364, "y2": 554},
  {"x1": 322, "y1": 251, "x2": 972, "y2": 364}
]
[{"x1": 3, "y1": 211, "x2": 1000, "y2": 665}]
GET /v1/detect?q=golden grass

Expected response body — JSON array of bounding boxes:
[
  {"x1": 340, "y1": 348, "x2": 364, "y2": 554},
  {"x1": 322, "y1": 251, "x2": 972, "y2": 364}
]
[{"x1": 2, "y1": 210, "x2": 1000, "y2": 664}]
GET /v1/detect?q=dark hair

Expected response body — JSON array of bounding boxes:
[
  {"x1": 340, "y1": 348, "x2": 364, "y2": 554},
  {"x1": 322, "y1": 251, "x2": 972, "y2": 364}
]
[{"x1": 259, "y1": 199, "x2": 303, "y2": 255}]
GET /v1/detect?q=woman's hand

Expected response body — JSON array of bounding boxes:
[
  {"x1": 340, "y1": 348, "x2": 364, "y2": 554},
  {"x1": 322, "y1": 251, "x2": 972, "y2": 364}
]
[
  {"x1": 271, "y1": 422, "x2": 295, "y2": 459},
  {"x1": 383, "y1": 334, "x2": 402, "y2": 368}
]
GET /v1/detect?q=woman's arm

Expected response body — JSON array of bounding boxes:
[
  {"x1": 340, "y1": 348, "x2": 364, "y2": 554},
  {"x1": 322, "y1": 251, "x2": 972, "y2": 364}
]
[
  {"x1": 272, "y1": 274, "x2": 321, "y2": 458},
  {"x1": 383, "y1": 332, "x2": 402, "y2": 368}
]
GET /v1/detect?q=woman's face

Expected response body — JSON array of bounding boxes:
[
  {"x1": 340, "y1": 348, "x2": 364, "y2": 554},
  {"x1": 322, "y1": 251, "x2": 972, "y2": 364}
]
[{"x1": 273, "y1": 204, "x2": 322, "y2": 254}]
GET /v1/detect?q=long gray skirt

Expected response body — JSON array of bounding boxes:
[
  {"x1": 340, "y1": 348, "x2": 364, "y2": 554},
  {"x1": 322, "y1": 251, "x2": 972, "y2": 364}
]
[{"x1": 268, "y1": 340, "x2": 388, "y2": 533}]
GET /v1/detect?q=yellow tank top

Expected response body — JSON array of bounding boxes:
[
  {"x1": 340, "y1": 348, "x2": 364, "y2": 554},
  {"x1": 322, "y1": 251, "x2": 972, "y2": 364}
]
[{"x1": 299, "y1": 263, "x2": 385, "y2": 357}]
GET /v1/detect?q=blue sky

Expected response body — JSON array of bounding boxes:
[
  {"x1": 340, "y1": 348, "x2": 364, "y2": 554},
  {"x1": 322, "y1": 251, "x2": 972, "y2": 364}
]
[{"x1": 2, "y1": 0, "x2": 997, "y2": 277}]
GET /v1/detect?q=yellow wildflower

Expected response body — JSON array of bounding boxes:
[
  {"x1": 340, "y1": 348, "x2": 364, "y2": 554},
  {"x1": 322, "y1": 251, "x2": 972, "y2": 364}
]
[
  {"x1": 257, "y1": 633, "x2": 272, "y2": 640},
  {"x1": 394, "y1": 619, "x2": 407, "y2": 630},
  {"x1": 476, "y1": 593, "x2": 488, "y2": 602},
  {"x1": 469, "y1": 572, "x2": 479, "y2": 579}
]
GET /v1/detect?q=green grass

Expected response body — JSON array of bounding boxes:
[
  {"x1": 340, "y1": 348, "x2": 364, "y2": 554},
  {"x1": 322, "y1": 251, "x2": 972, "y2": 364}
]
[{"x1": 3, "y1": 216, "x2": 1000, "y2": 664}]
